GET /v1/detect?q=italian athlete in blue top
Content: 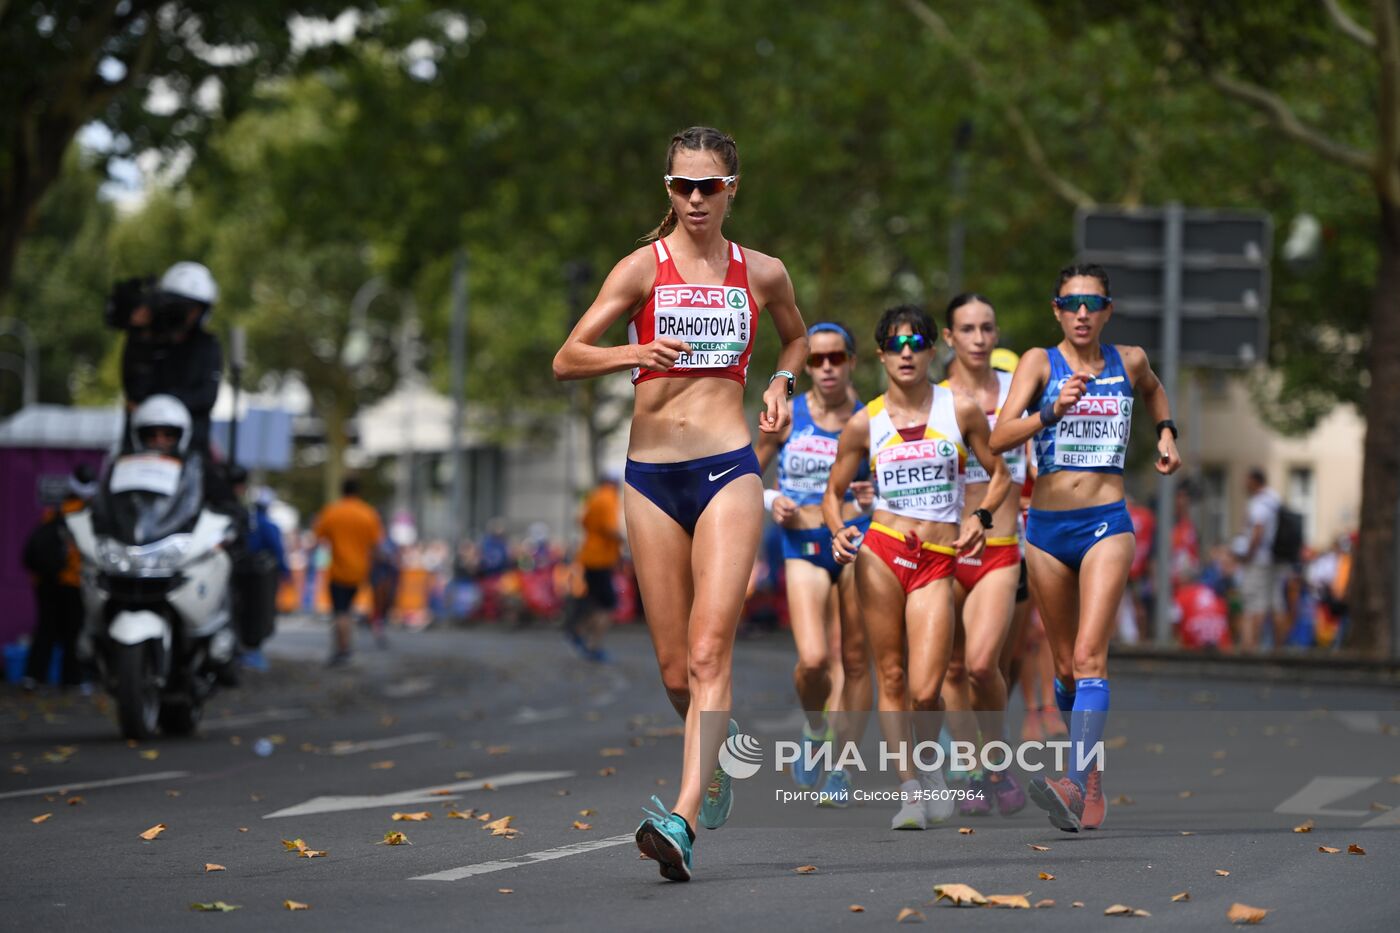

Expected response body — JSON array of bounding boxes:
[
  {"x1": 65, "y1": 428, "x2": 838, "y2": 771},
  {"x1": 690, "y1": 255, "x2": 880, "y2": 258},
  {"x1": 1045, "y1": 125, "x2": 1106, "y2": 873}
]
[
  {"x1": 553, "y1": 127, "x2": 808, "y2": 881},
  {"x1": 753, "y1": 321, "x2": 874, "y2": 807},
  {"x1": 989, "y1": 263, "x2": 1182, "y2": 832}
]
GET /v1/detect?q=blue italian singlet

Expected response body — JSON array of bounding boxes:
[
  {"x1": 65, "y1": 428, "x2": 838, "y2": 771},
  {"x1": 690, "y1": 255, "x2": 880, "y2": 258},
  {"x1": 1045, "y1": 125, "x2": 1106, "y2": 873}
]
[
  {"x1": 776, "y1": 393, "x2": 867, "y2": 506},
  {"x1": 1033, "y1": 344, "x2": 1134, "y2": 476}
]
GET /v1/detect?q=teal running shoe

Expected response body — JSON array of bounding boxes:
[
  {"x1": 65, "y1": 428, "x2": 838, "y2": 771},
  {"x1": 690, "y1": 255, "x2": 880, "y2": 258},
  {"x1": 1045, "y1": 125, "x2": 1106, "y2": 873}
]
[
  {"x1": 635, "y1": 795, "x2": 693, "y2": 882},
  {"x1": 815, "y1": 768, "x2": 851, "y2": 808},
  {"x1": 699, "y1": 718, "x2": 739, "y2": 829},
  {"x1": 791, "y1": 721, "x2": 826, "y2": 789}
]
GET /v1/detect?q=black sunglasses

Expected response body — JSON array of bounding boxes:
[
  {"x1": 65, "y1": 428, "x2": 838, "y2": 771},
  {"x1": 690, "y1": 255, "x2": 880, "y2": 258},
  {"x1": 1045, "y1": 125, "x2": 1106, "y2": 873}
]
[{"x1": 663, "y1": 174, "x2": 738, "y2": 196}]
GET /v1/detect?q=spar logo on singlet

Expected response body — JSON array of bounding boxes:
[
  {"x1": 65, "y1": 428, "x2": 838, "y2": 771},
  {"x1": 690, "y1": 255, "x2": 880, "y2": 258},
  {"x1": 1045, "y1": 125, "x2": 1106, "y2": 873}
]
[
  {"x1": 655, "y1": 285, "x2": 750, "y2": 368},
  {"x1": 783, "y1": 430, "x2": 839, "y2": 495},
  {"x1": 877, "y1": 439, "x2": 957, "y2": 510},
  {"x1": 1055, "y1": 394, "x2": 1132, "y2": 468}
]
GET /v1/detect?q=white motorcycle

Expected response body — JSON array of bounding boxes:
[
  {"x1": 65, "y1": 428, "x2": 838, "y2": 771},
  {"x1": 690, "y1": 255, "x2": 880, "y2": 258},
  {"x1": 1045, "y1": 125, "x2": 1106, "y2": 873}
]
[{"x1": 67, "y1": 452, "x2": 238, "y2": 739}]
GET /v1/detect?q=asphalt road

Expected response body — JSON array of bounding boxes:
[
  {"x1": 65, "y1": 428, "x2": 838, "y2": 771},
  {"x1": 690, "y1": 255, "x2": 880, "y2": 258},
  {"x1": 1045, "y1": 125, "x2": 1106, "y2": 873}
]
[{"x1": 1, "y1": 617, "x2": 1397, "y2": 932}]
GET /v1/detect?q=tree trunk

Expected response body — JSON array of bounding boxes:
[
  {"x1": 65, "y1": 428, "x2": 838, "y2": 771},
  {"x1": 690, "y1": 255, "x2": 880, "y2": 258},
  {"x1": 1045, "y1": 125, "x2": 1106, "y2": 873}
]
[
  {"x1": 322, "y1": 401, "x2": 349, "y2": 509},
  {"x1": 1347, "y1": 196, "x2": 1400, "y2": 656}
]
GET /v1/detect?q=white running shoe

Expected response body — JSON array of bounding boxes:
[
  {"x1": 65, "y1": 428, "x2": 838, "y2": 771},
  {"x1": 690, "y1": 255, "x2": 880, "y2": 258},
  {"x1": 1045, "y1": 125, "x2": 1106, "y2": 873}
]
[
  {"x1": 891, "y1": 798, "x2": 927, "y2": 830},
  {"x1": 921, "y1": 769, "x2": 955, "y2": 824}
]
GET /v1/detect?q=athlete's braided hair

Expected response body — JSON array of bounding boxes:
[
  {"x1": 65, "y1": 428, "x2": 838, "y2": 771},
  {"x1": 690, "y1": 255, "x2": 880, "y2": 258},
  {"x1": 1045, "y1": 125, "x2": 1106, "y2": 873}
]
[
  {"x1": 641, "y1": 127, "x2": 740, "y2": 243},
  {"x1": 944, "y1": 292, "x2": 995, "y2": 330}
]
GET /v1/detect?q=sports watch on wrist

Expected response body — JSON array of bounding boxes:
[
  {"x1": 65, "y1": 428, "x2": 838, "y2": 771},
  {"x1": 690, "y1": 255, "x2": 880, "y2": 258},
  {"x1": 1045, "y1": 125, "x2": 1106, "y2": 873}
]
[
  {"x1": 973, "y1": 508, "x2": 994, "y2": 529},
  {"x1": 769, "y1": 370, "x2": 796, "y2": 398}
]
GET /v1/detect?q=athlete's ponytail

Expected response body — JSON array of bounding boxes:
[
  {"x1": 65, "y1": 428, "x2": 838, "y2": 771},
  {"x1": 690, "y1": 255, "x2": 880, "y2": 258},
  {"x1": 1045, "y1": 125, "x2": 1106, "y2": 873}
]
[{"x1": 641, "y1": 126, "x2": 740, "y2": 244}]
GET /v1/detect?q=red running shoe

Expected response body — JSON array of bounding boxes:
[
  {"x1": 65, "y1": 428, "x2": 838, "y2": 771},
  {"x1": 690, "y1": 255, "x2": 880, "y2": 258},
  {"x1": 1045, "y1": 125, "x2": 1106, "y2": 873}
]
[
  {"x1": 1081, "y1": 769, "x2": 1106, "y2": 829},
  {"x1": 1028, "y1": 776, "x2": 1084, "y2": 832}
]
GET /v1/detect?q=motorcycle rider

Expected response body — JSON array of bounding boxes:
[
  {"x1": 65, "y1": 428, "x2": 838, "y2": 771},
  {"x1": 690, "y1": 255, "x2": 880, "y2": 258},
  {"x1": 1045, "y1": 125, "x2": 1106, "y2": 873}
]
[
  {"x1": 130, "y1": 394, "x2": 193, "y2": 459},
  {"x1": 119, "y1": 262, "x2": 222, "y2": 458}
]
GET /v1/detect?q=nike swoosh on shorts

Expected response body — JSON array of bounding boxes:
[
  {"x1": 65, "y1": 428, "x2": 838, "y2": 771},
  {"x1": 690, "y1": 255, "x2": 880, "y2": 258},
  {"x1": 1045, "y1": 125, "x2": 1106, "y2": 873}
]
[{"x1": 708, "y1": 465, "x2": 739, "y2": 482}]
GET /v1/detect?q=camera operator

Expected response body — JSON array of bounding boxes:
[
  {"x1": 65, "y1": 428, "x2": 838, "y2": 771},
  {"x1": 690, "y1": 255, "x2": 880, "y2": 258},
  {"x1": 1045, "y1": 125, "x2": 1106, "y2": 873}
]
[{"x1": 112, "y1": 262, "x2": 222, "y2": 457}]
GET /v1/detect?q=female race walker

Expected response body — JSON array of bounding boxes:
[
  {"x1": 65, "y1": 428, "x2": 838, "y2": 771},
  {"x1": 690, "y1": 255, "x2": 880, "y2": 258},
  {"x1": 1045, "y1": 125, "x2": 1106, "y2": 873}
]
[
  {"x1": 936, "y1": 294, "x2": 1029, "y2": 819},
  {"x1": 553, "y1": 127, "x2": 807, "y2": 881},
  {"x1": 755, "y1": 321, "x2": 873, "y2": 806},
  {"x1": 989, "y1": 263, "x2": 1181, "y2": 832},
  {"x1": 825, "y1": 305, "x2": 1010, "y2": 830}
]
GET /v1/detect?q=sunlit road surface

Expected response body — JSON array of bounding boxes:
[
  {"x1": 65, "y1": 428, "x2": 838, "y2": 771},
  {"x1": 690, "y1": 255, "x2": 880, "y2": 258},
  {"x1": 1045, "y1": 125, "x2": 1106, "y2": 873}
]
[{"x1": 2, "y1": 618, "x2": 1397, "y2": 931}]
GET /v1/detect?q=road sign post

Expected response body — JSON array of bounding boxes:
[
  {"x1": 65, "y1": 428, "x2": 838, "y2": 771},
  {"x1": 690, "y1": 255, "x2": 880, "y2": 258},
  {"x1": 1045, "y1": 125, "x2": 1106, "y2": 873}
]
[{"x1": 1076, "y1": 205, "x2": 1272, "y2": 647}]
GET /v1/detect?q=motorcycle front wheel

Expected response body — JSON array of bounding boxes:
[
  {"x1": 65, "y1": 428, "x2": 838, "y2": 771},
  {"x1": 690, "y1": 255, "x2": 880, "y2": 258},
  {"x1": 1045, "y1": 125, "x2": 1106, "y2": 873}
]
[
  {"x1": 114, "y1": 642, "x2": 160, "y2": 740},
  {"x1": 158, "y1": 698, "x2": 203, "y2": 736}
]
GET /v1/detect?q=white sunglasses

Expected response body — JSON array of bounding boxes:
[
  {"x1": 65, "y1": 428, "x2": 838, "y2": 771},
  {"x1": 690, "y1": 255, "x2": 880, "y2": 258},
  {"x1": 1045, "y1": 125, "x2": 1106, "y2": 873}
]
[{"x1": 663, "y1": 174, "x2": 738, "y2": 196}]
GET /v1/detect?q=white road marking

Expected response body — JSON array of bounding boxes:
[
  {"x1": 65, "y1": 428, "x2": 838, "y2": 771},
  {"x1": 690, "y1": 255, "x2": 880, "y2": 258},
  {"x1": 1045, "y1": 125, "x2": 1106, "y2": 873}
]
[
  {"x1": 1274, "y1": 776, "x2": 1378, "y2": 817},
  {"x1": 509, "y1": 706, "x2": 569, "y2": 725},
  {"x1": 382, "y1": 677, "x2": 435, "y2": 699},
  {"x1": 262, "y1": 770, "x2": 574, "y2": 819},
  {"x1": 0, "y1": 771, "x2": 192, "y2": 801},
  {"x1": 1333, "y1": 712, "x2": 1386, "y2": 734},
  {"x1": 412, "y1": 834, "x2": 634, "y2": 881},
  {"x1": 201, "y1": 708, "x2": 311, "y2": 731},
  {"x1": 1363, "y1": 805, "x2": 1400, "y2": 828},
  {"x1": 326, "y1": 732, "x2": 443, "y2": 756}
]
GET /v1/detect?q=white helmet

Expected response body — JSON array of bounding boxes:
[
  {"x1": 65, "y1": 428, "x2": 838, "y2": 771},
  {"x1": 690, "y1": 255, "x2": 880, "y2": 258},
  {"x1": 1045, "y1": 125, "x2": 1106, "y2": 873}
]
[
  {"x1": 159, "y1": 261, "x2": 219, "y2": 306},
  {"x1": 130, "y1": 394, "x2": 193, "y2": 455}
]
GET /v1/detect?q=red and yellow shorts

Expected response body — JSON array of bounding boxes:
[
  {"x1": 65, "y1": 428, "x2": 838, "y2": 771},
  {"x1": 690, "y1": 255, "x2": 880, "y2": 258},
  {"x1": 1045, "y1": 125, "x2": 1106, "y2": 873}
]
[
  {"x1": 862, "y1": 522, "x2": 956, "y2": 594},
  {"x1": 954, "y1": 538, "x2": 1021, "y2": 592}
]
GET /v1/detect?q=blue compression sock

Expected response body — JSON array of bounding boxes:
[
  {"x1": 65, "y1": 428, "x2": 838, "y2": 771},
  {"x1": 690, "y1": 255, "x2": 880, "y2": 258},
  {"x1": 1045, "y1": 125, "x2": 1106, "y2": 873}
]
[
  {"x1": 1053, "y1": 678, "x2": 1076, "y2": 734},
  {"x1": 1067, "y1": 678, "x2": 1110, "y2": 791}
]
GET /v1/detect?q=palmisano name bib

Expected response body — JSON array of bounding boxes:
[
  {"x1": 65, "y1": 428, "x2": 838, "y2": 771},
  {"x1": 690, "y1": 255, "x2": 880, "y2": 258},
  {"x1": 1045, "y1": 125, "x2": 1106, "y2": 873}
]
[
  {"x1": 1034, "y1": 344, "x2": 1134, "y2": 475},
  {"x1": 867, "y1": 385, "x2": 966, "y2": 524}
]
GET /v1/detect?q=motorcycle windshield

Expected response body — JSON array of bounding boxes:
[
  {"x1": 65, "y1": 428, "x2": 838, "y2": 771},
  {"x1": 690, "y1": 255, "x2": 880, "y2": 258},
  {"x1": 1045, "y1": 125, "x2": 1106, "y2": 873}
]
[{"x1": 93, "y1": 454, "x2": 205, "y2": 545}]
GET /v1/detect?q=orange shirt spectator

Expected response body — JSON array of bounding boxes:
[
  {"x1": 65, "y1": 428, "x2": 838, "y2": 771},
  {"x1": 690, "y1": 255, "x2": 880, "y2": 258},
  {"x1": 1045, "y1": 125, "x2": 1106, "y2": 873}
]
[
  {"x1": 313, "y1": 488, "x2": 385, "y2": 587},
  {"x1": 577, "y1": 478, "x2": 622, "y2": 570}
]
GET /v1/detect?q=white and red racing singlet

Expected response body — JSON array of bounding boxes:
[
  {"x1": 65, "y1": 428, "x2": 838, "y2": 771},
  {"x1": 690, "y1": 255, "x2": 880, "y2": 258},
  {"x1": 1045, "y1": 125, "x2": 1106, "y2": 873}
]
[{"x1": 628, "y1": 238, "x2": 759, "y2": 386}]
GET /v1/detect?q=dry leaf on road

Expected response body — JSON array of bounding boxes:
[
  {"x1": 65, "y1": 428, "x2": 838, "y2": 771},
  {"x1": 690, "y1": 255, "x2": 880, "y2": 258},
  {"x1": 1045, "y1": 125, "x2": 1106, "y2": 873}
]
[
  {"x1": 392, "y1": 812, "x2": 431, "y2": 822},
  {"x1": 1318, "y1": 846, "x2": 1341, "y2": 854},
  {"x1": 67, "y1": 797, "x2": 84, "y2": 806},
  {"x1": 895, "y1": 907, "x2": 925, "y2": 923},
  {"x1": 1215, "y1": 869, "x2": 1231, "y2": 877},
  {"x1": 446, "y1": 810, "x2": 474, "y2": 820},
  {"x1": 369, "y1": 760, "x2": 395, "y2": 770},
  {"x1": 958, "y1": 827, "x2": 974, "y2": 835},
  {"x1": 599, "y1": 748, "x2": 626, "y2": 757},
  {"x1": 793, "y1": 865, "x2": 818, "y2": 874},
  {"x1": 1072, "y1": 901, "x2": 1085, "y2": 908},
  {"x1": 1027, "y1": 844, "x2": 1050, "y2": 852},
  {"x1": 572, "y1": 821, "x2": 592, "y2": 830},
  {"x1": 31, "y1": 813, "x2": 52, "y2": 824},
  {"x1": 1171, "y1": 891, "x2": 1190, "y2": 902},
  {"x1": 848, "y1": 905, "x2": 865, "y2": 912},
  {"x1": 598, "y1": 767, "x2": 617, "y2": 777},
  {"x1": 379, "y1": 831, "x2": 411, "y2": 846},
  {"x1": 486, "y1": 745, "x2": 511, "y2": 756},
  {"x1": 428, "y1": 789, "x2": 455, "y2": 796},
  {"x1": 986, "y1": 894, "x2": 1031, "y2": 909},
  {"x1": 282, "y1": 838, "x2": 307, "y2": 852},
  {"x1": 284, "y1": 900, "x2": 309, "y2": 911},
  {"x1": 1112, "y1": 795, "x2": 1135, "y2": 805},
  {"x1": 1039, "y1": 872, "x2": 1055, "y2": 881},
  {"x1": 204, "y1": 864, "x2": 225, "y2": 873},
  {"x1": 139, "y1": 750, "x2": 159, "y2": 760},
  {"x1": 189, "y1": 902, "x2": 239, "y2": 912},
  {"x1": 1105, "y1": 904, "x2": 1150, "y2": 917},
  {"x1": 578, "y1": 809, "x2": 595, "y2": 817},
  {"x1": 1035, "y1": 899, "x2": 1055, "y2": 908},
  {"x1": 1293, "y1": 819, "x2": 1314, "y2": 833},
  {"x1": 1226, "y1": 902, "x2": 1269, "y2": 924},
  {"x1": 298, "y1": 848, "x2": 327, "y2": 858},
  {"x1": 139, "y1": 823, "x2": 166, "y2": 840},
  {"x1": 933, "y1": 883, "x2": 986, "y2": 906},
  {"x1": 498, "y1": 888, "x2": 513, "y2": 895},
  {"x1": 1348, "y1": 844, "x2": 1366, "y2": 855}
]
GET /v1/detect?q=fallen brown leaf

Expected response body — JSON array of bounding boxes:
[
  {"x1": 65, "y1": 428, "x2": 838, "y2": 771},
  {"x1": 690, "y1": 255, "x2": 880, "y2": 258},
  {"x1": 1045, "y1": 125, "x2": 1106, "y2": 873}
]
[
  {"x1": 986, "y1": 893, "x2": 1031, "y2": 909},
  {"x1": 1178, "y1": 790, "x2": 1194, "y2": 799},
  {"x1": 282, "y1": 838, "x2": 307, "y2": 852},
  {"x1": 379, "y1": 831, "x2": 411, "y2": 846},
  {"x1": 31, "y1": 813, "x2": 52, "y2": 824},
  {"x1": 486, "y1": 745, "x2": 511, "y2": 756},
  {"x1": 958, "y1": 827, "x2": 974, "y2": 835},
  {"x1": 1226, "y1": 902, "x2": 1269, "y2": 924},
  {"x1": 189, "y1": 901, "x2": 239, "y2": 912},
  {"x1": 572, "y1": 821, "x2": 592, "y2": 830},
  {"x1": 1180, "y1": 831, "x2": 1197, "y2": 836},
  {"x1": 369, "y1": 760, "x2": 395, "y2": 770},
  {"x1": 1369, "y1": 802, "x2": 1392, "y2": 812},
  {"x1": 482, "y1": 783, "x2": 496, "y2": 791},
  {"x1": 139, "y1": 823, "x2": 167, "y2": 840},
  {"x1": 1105, "y1": 905, "x2": 1133, "y2": 916},
  {"x1": 1293, "y1": 819, "x2": 1315, "y2": 833},
  {"x1": 1212, "y1": 749, "x2": 1227, "y2": 760},
  {"x1": 298, "y1": 848, "x2": 327, "y2": 858},
  {"x1": 1171, "y1": 891, "x2": 1190, "y2": 902},
  {"x1": 1072, "y1": 901, "x2": 1085, "y2": 908},
  {"x1": 794, "y1": 865, "x2": 818, "y2": 874},
  {"x1": 238, "y1": 828, "x2": 248, "y2": 833},
  {"x1": 475, "y1": 812, "x2": 492, "y2": 822},
  {"x1": 1387, "y1": 773, "x2": 1400, "y2": 785},
  {"x1": 1035, "y1": 899, "x2": 1055, "y2": 908},
  {"x1": 1318, "y1": 846, "x2": 1341, "y2": 854},
  {"x1": 11, "y1": 765, "x2": 27, "y2": 775},
  {"x1": 392, "y1": 812, "x2": 431, "y2": 822},
  {"x1": 497, "y1": 888, "x2": 513, "y2": 895},
  {"x1": 1215, "y1": 869, "x2": 1231, "y2": 877},
  {"x1": 455, "y1": 771, "x2": 474, "y2": 779},
  {"x1": 166, "y1": 790, "x2": 181, "y2": 798},
  {"x1": 1348, "y1": 843, "x2": 1366, "y2": 855},
  {"x1": 1039, "y1": 872, "x2": 1055, "y2": 881},
  {"x1": 896, "y1": 906, "x2": 925, "y2": 923},
  {"x1": 578, "y1": 808, "x2": 595, "y2": 817},
  {"x1": 284, "y1": 900, "x2": 309, "y2": 911},
  {"x1": 933, "y1": 883, "x2": 986, "y2": 906},
  {"x1": 848, "y1": 905, "x2": 865, "y2": 912},
  {"x1": 598, "y1": 767, "x2": 617, "y2": 777},
  {"x1": 139, "y1": 750, "x2": 159, "y2": 760},
  {"x1": 1105, "y1": 735, "x2": 1128, "y2": 749},
  {"x1": 446, "y1": 810, "x2": 474, "y2": 820},
  {"x1": 1027, "y1": 844, "x2": 1050, "y2": 852},
  {"x1": 599, "y1": 748, "x2": 626, "y2": 757},
  {"x1": 429, "y1": 789, "x2": 455, "y2": 796},
  {"x1": 204, "y1": 863, "x2": 225, "y2": 873},
  {"x1": 1112, "y1": 794, "x2": 1135, "y2": 805},
  {"x1": 66, "y1": 797, "x2": 84, "y2": 806}
]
